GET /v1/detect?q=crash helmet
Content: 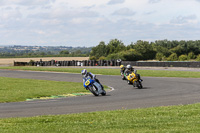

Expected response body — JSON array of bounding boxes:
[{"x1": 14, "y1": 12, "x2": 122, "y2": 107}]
[
  {"x1": 120, "y1": 65, "x2": 124, "y2": 69},
  {"x1": 127, "y1": 64, "x2": 132, "y2": 70},
  {"x1": 81, "y1": 69, "x2": 87, "y2": 77}
]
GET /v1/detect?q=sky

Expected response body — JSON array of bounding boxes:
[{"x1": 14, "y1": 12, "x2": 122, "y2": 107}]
[{"x1": 0, "y1": 0, "x2": 200, "y2": 47}]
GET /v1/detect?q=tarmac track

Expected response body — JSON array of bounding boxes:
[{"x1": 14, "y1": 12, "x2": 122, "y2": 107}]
[{"x1": 0, "y1": 69, "x2": 200, "y2": 118}]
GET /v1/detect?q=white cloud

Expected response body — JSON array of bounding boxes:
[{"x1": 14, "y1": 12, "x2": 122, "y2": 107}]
[
  {"x1": 148, "y1": 0, "x2": 161, "y2": 4},
  {"x1": 112, "y1": 8, "x2": 136, "y2": 16},
  {"x1": 0, "y1": 0, "x2": 55, "y2": 6},
  {"x1": 170, "y1": 15, "x2": 198, "y2": 25},
  {"x1": 0, "y1": 7, "x2": 22, "y2": 20},
  {"x1": 107, "y1": 0, "x2": 126, "y2": 5}
]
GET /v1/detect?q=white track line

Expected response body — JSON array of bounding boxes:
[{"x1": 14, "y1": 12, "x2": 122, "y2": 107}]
[{"x1": 108, "y1": 86, "x2": 115, "y2": 92}]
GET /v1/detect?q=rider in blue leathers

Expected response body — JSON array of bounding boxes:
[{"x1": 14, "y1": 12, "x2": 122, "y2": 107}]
[{"x1": 81, "y1": 69, "x2": 104, "y2": 89}]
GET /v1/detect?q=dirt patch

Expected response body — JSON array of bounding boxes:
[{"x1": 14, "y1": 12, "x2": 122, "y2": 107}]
[{"x1": 0, "y1": 57, "x2": 89, "y2": 66}]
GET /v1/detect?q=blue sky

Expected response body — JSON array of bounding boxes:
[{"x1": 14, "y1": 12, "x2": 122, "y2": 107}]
[{"x1": 0, "y1": 0, "x2": 200, "y2": 47}]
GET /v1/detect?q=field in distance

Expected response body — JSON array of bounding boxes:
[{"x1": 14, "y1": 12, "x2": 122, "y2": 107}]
[{"x1": 0, "y1": 57, "x2": 89, "y2": 66}]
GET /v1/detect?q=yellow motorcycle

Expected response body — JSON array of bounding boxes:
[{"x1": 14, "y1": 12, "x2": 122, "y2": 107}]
[{"x1": 126, "y1": 71, "x2": 143, "y2": 89}]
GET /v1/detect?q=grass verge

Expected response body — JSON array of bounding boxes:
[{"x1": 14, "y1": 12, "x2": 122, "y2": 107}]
[
  {"x1": 0, "y1": 66, "x2": 200, "y2": 78},
  {"x1": 1, "y1": 103, "x2": 200, "y2": 132},
  {"x1": 0, "y1": 77, "x2": 88, "y2": 103}
]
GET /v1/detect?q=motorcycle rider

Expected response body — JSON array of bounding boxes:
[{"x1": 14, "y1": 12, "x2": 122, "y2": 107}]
[
  {"x1": 124, "y1": 64, "x2": 134, "y2": 76},
  {"x1": 120, "y1": 65, "x2": 126, "y2": 79},
  {"x1": 120, "y1": 65, "x2": 126, "y2": 74},
  {"x1": 81, "y1": 69, "x2": 104, "y2": 89},
  {"x1": 124, "y1": 64, "x2": 142, "y2": 84}
]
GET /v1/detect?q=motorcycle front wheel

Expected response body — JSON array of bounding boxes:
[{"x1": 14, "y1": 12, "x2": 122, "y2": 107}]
[
  {"x1": 101, "y1": 89, "x2": 106, "y2": 96},
  {"x1": 89, "y1": 86, "x2": 99, "y2": 96},
  {"x1": 137, "y1": 81, "x2": 143, "y2": 89}
]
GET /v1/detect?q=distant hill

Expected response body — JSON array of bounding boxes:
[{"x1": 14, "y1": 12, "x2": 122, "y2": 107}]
[{"x1": 0, "y1": 45, "x2": 92, "y2": 58}]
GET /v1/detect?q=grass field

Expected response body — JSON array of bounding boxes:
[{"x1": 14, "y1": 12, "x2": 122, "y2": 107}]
[
  {"x1": 0, "y1": 66, "x2": 200, "y2": 78},
  {"x1": 0, "y1": 77, "x2": 88, "y2": 103},
  {"x1": 1, "y1": 103, "x2": 200, "y2": 132}
]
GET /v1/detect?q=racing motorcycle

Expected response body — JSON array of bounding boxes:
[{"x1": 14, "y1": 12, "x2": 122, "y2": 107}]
[
  {"x1": 126, "y1": 71, "x2": 143, "y2": 89},
  {"x1": 83, "y1": 78, "x2": 106, "y2": 96}
]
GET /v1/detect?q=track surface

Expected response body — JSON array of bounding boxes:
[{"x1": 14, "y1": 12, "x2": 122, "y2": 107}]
[{"x1": 0, "y1": 70, "x2": 200, "y2": 118}]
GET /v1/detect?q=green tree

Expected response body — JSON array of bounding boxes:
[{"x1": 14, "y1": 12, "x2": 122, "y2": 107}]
[
  {"x1": 107, "y1": 39, "x2": 126, "y2": 54},
  {"x1": 126, "y1": 42, "x2": 134, "y2": 50},
  {"x1": 133, "y1": 40, "x2": 156, "y2": 60},
  {"x1": 154, "y1": 45, "x2": 170, "y2": 57},
  {"x1": 90, "y1": 41, "x2": 107, "y2": 59},
  {"x1": 170, "y1": 45, "x2": 184, "y2": 56},
  {"x1": 122, "y1": 49, "x2": 142, "y2": 61},
  {"x1": 60, "y1": 50, "x2": 69, "y2": 55}
]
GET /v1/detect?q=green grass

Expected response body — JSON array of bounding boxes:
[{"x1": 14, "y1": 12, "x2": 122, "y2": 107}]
[
  {"x1": 139, "y1": 69, "x2": 200, "y2": 78},
  {"x1": 1, "y1": 103, "x2": 200, "y2": 133},
  {"x1": 0, "y1": 66, "x2": 200, "y2": 78},
  {"x1": 0, "y1": 77, "x2": 88, "y2": 103}
]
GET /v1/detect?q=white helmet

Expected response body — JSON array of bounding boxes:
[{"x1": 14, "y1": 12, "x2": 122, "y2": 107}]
[
  {"x1": 81, "y1": 69, "x2": 87, "y2": 76},
  {"x1": 127, "y1": 64, "x2": 132, "y2": 70}
]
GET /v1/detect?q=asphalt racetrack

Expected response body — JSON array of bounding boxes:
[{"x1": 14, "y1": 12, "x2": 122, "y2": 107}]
[{"x1": 0, "y1": 69, "x2": 200, "y2": 118}]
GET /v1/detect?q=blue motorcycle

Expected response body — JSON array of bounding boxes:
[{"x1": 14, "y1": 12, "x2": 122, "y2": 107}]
[{"x1": 83, "y1": 78, "x2": 106, "y2": 96}]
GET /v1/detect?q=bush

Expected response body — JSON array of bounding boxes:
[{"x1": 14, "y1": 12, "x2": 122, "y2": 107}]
[
  {"x1": 188, "y1": 52, "x2": 196, "y2": 60},
  {"x1": 105, "y1": 49, "x2": 142, "y2": 61},
  {"x1": 167, "y1": 53, "x2": 178, "y2": 61},
  {"x1": 179, "y1": 55, "x2": 188, "y2": 61},
  {"x1": 196, "y1": 54, "x2": 200, "y2": 61},
  {"x1": 29, "y1": 60, "x2": 35, "y2": 66},
  {"x1": 98, "y1": 56, "x2": 106, "y2": 60},
  {"x1": 89, "y1": 56, "x2": 96, "y2": 60},
  {"x1": 156, "y1": 53, "x2": 164, "y2": 61}
]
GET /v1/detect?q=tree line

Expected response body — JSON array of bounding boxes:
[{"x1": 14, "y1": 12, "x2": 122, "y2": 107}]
[
  {"x1": 1, "y1": 40, "x2": 200, "y2": 61},
  {"x1": 89, "y1": 39, "x2": 200, "y2": 61}
]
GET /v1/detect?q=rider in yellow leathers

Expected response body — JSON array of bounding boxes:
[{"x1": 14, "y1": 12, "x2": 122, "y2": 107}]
[{"x1": 124, "y1": 64, "x2": 142, "y2": 85}]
